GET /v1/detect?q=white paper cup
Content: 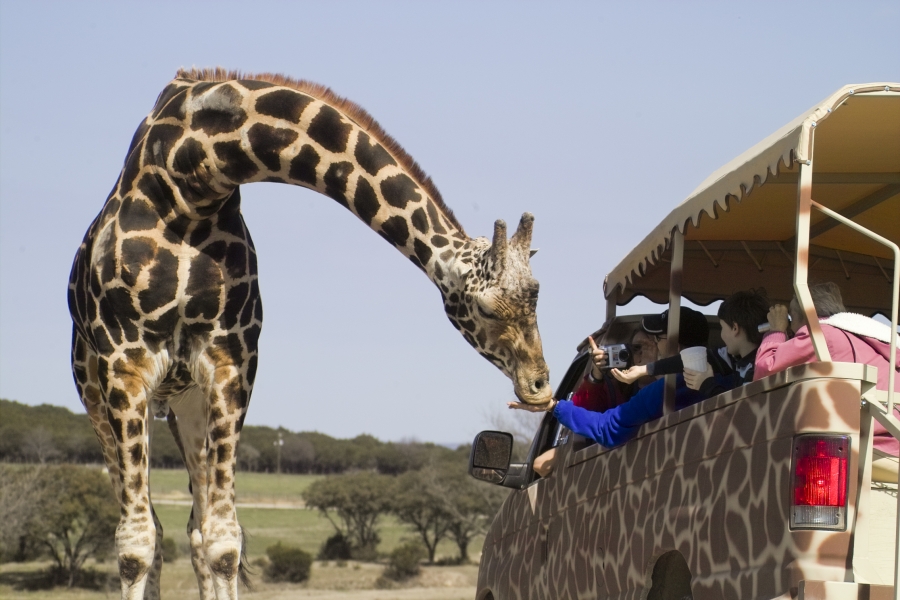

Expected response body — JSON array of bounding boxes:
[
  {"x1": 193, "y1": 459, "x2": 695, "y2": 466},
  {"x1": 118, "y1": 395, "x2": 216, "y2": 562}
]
[{"x1": 680, "y1": 346, "x2": 708, "y2": 372}]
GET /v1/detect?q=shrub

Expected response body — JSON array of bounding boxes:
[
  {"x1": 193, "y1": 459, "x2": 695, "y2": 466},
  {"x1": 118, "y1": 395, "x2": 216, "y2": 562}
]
[
  {"x1": 382, "y1": 540, "x2": 426, "y2": 581},
  {"x1": 318, "y1": 532, "x2": 351, "y2": 560},
  {"x1": 350, "y1": 544, "x2": 379, "y2": 562},
  {"x1": 47, "y1": 565, "x2": 112, "y2": 590},
  {"x1": 161, "y1": 537, "x2": 179, "y2": 563},
  {"x1": 264, "y1": 542, "x2": 312, "y2": 583}
]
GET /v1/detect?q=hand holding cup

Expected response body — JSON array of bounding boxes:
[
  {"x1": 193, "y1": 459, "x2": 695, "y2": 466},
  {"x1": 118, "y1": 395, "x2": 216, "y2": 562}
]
[{"x1": 684, "y1": 364, "x2": 714, "y2": 390}]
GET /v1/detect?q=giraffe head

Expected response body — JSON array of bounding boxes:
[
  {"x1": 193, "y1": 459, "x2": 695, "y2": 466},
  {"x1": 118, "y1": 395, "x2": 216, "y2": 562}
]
[{"x1": 445, "y1": 213, "x2": 551, "y2": 405}]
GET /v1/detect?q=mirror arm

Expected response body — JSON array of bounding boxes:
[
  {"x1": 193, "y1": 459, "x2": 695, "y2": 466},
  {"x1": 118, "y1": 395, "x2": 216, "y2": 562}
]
[
  {"x1": 500, "y1": 412, "x2": 560, "y2": 489},
  {"x1": 499, "y1": 463, "x2": 530, "y2": 489}
]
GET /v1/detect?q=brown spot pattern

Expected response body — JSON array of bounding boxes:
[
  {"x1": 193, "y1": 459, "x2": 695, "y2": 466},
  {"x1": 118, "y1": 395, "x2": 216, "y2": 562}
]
[
  {"x1": 68, "y1": 69, "x2": 550, "y2": 600},
  {"x1": 477, "y1": 371, "x2": 870, "y2": 598}
]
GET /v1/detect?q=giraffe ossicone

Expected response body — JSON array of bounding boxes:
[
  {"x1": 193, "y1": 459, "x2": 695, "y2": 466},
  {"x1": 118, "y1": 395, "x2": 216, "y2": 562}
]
[{"x1": 68, "y1": 68, "x2": 550, "y2": 600}]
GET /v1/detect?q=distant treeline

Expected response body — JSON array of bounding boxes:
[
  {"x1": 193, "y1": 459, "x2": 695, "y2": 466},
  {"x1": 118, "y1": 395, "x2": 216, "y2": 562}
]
[{"x1": 0, "y1": 399, "x2": 461, "y2": 475}]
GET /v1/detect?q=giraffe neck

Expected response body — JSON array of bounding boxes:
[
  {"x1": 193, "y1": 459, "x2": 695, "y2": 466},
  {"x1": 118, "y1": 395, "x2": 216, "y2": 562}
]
[{"x1": 129, "y1": 72, "x2": 476, "y2": 296}]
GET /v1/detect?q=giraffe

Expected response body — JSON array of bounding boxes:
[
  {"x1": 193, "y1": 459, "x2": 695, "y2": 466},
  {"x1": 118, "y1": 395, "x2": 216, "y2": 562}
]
[{"x1": 67, "y1": 68, "x2": 551, "y2": 600}]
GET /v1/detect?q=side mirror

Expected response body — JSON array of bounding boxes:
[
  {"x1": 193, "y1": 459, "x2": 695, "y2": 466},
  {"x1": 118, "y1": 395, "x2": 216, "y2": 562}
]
[{"x1": 468, "y1": 431, "x2": 513, "y2": 484}]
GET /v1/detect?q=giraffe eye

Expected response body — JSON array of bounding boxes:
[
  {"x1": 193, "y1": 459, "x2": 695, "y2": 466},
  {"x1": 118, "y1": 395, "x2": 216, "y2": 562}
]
[{"x1": 477, "y1": 304, "x2": 497, "y2": 320}]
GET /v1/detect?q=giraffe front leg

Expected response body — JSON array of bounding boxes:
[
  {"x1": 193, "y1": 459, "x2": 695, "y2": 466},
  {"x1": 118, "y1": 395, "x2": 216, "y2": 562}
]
[
  {"x1": 204, "y1": 411, "x2": 244, "y2": 599},
  {"x1": 72, "y1": 335, "x2": 159, "y2": 600},
  {"x1": 106, "y1": 389, "x2": 156, "y2": 600},
  {"x1": 201, "y1": 363, "x2": 253, "y2": 600},
  {"x1": 188, "y1": 509, "x2": 217, "y2": 600},
  {"x1": 142, "y1": 506, "x2": 164, "y2": 600},
  {"x1": 168, "y1": 389, "x2": 216, "y2": 600}
]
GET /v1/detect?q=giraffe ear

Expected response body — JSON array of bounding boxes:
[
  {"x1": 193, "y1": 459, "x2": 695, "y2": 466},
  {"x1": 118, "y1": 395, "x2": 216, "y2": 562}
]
[
  {"x1": 511, "y1": 213, "x2": 534, "y2": 256},
  {"x1": 491, "y1": 219, "x2": 508, "y2": 267},
  {"x1": 529, "y1": 248, "x2": 539, "y2": 258}
]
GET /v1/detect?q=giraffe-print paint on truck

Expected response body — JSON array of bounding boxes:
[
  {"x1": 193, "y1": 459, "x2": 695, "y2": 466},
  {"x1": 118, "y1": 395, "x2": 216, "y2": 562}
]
[
  {"x1": 68, "y1": 68, "x2": 551, "y2": 600},
  {"x1": 475, "y1": 355, "x2": 897, "y2": 599}
]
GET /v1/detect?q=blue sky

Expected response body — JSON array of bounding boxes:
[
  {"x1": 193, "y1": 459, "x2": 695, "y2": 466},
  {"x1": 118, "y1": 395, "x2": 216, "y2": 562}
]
[{"x1": 1, "y1": 1, "x2": 897, "y2": 443}]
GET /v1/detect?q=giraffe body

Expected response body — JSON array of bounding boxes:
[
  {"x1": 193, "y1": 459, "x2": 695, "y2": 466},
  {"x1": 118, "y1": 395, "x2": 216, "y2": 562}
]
[{"x1": 69, "y1": 69, "x2": 550, "y2": 599}]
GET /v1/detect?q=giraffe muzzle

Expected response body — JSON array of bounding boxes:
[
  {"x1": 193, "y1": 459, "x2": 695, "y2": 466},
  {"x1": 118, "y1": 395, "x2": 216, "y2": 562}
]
[{"x1": 514, "y1": 369, "x2": 553, "y2": 405}]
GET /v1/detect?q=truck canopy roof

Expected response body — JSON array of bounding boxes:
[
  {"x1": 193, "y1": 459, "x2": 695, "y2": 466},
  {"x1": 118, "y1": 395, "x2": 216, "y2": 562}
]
[{"x1": 604, "y1": 83, "x2": 900, "y2": 316}]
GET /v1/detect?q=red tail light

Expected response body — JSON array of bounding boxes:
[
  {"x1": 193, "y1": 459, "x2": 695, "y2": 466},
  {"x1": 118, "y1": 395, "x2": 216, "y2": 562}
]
[{"x1": 790, "y1": 435, "x2": 850, "y2": 530}]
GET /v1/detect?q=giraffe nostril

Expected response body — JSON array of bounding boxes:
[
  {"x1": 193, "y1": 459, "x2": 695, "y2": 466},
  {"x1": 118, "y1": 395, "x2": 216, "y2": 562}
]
[{"x1": 534, "y1": 379, "x2": 545, "y2": 390}]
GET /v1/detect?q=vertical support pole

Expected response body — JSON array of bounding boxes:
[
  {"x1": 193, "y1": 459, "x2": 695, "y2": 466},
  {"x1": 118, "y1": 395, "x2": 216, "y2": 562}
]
[
  {"x1": 794, "y1": 161, "x2": 832, "y2": 361},
  {"x1": 886, "y1": 251, "x2": 899, "y2": 417},
  {"x1": 853, "y1": 381, "x2": 876, "y2": 582},
  {"x1": 665, "y1": 229, "x2": 684, "y2": 414},
  {"x1": 605, "y1": 293, "x2": 617, "y2": 324}
]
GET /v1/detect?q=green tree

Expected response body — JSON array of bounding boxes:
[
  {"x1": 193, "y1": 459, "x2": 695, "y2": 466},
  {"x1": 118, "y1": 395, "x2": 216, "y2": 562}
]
[
  {"x1": 374, "y1": 442, "x2": 422, "y2": 475},
  {"x1": 374, "y1": 440, "x2": 455, "y2": 475},
  {"x1": 281, "y1": 436, "x2": 315, "y2": 473},
  {"x1": 438, "y1": 460, "x2": 507, "y2": 562},
  {"x1": 0, "y1": 464, "x2": 48, "y2": 562},
  {"x1": 149, "y1": 417, "x2": 184, "y2": 469},
  {"x1": 0, "y1": 399, "x2": 467, "y2": 475},
  {"x1": 399, "y1": 454, "x2": 508, "y2": 563},
  {"x1": 391, "y1": 470, "x2": 455, "y2": 564},
  {"x1": 26, "y1": 465, "x2": 119, "y2": 587},
  {"x1": 302, "y1": 472, "x2": 392, "y2": 557},
  {"x1": 0, "y1": 399, "x2": 102, "y2": 464},
  {"x1": 236, "y1": 442, "x2": 261, "y2": 472}
]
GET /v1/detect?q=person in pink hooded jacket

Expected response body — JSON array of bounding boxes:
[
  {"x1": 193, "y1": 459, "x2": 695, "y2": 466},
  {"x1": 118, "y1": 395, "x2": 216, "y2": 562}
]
[{"x1": 755, "y1": 282, "x2": 900, "y2": 470}]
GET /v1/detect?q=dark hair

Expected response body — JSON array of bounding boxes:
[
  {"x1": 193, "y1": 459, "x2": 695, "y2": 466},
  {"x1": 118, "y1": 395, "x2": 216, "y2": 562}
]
[
  {"x1": 641, "y1": 306, "x2": 709, "y2": 348},
  {"x1": 718, "y1": 289, "x2": 770, "y2": 345}
]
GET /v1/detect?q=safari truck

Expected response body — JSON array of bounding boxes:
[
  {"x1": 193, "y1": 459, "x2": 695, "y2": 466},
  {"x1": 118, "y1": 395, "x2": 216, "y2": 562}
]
[{"x1": 469, "y1": 83, "x2": 900, "y2": 599}]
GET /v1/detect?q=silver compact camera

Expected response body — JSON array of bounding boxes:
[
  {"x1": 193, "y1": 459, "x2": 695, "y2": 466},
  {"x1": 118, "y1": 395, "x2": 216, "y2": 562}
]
[{"x1": 601, "y1": 344, "x2": 631, "y2": 369}]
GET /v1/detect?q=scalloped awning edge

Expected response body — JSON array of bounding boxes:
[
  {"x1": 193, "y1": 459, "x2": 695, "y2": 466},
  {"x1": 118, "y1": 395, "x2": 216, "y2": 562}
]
[{"x1": 603, "y1": 83, "x2": 899, "y2": 301}]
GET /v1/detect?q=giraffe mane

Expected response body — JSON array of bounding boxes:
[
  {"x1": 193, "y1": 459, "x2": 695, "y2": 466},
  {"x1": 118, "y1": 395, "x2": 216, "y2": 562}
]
[{"x1": 176, "y1": 67, "x2": 466, "y2": 236}]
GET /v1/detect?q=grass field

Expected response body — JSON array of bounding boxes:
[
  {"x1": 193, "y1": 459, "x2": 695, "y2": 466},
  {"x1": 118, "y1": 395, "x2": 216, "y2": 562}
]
[
  {"x1": 154, "y1": 501, "x2": 481, "y2": 561},
  {"x1": 150, "y1": 468, "x2": 324, "y2": 505},
  {"x1": 149, "y1": 469, "x2": 484, "y2": 560},
  {"x1": 2, "y1": 469, "x2": 484, "y2": 599}
]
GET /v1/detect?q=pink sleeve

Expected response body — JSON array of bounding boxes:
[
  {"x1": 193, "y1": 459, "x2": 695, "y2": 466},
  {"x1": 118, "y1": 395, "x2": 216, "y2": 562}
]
[{"x1": 753, "y1": 329, "x2": 817, "y2": 381}]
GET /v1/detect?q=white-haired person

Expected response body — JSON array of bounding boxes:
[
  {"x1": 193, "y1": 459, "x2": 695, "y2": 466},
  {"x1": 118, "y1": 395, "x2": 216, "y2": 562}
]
[{"x1": 756, "y1": 281, "x2": 900, "y2": 480}]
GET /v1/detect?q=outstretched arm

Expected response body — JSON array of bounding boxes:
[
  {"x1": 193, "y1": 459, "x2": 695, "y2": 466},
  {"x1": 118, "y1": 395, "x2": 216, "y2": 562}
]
[
  {"x1": 612, "y1": 355, "x2": 683, "y2": 384},
  {"x1": 552, "y1": 379, "x2": 665, "y2": 448}
]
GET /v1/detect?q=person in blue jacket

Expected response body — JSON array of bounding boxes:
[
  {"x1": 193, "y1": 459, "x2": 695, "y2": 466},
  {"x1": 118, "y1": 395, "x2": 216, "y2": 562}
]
[
  {"x1": 564, "y1": 307, "x2": 712, "y2": 447},
  {"x1": 510, "y1": 306, "x2": 714, "y2": 448},
  {"x1": 552, "y1": 372, "x2": 705, "y2": 447},
  {"x1": 512, "y1": 296, "x2": 769, "y2": 449}
]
